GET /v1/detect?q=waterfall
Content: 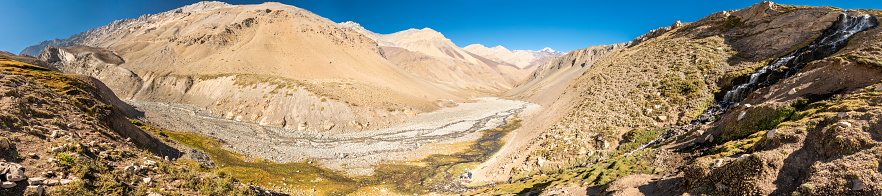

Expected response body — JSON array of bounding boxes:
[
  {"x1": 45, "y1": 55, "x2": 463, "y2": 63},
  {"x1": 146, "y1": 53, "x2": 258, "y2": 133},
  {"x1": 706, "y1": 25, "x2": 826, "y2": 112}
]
[
  {"x1": 625, "y1": 12, "x2": 878, "y2": 155},
  {"x1": 719, "y1": 12, "x2": 877, "y2": 106}
]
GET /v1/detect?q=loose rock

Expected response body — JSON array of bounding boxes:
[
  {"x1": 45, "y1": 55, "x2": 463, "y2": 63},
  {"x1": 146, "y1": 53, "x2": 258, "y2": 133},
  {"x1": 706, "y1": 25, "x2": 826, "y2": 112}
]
[
  {"x1": 766, "y1": 129, "x2": 777, "y2": 139},
  {"x1": 7, "y1": 165, "x2": 27, "y2": 181},
  {"x1": 853, "y1": 179, "x2": 866, "y2": 191},
  {"x1": 44, "y1": 179, "x2": 58, "y2": 186},
  {"x1": 836, "y1": 121, "x2": 852, "y2": 129},
  {"x1": 1, "y1": 181, "x2": 16, "y2": 189},
  {"x1": 28, "y1": 177, "x2": 45, "y2": 185},
  {"x1": 26, "y1": 185, "x2": 44, "y2": 196}
]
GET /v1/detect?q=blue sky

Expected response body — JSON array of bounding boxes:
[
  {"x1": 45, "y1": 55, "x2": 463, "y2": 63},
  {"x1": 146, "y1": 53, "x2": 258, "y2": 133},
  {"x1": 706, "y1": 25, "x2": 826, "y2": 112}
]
[{"x1": 1, "y1": 0, "x2": 881, "y2": 53}]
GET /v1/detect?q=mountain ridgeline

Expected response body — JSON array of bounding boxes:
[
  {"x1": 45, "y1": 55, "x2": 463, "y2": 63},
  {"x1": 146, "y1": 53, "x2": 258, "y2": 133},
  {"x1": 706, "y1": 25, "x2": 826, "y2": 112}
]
[
  {"x1": 11, "y1": 1, "x2": 882, "y2": 195},
  {"x1": 22, "y1": 2, "x2": 554, "y2": 135}
]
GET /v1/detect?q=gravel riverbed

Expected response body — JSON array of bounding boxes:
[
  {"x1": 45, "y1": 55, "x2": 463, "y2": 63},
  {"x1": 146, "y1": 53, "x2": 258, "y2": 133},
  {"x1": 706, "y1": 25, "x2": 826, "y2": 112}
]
[{"x1": 125, "y1": 97, "x2": 538, "y2": 175}]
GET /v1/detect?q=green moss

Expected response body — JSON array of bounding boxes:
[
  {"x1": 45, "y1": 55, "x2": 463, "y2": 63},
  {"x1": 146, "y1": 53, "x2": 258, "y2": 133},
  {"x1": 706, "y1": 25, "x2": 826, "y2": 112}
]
[
  {"x1": 486, "y1": 150, "x2": 657, "y2": 195},
  {"x1": 617, "y1": 129, "x2": 664, "y2": 155},
  {"x1": 656, "y1": 73, "x2": 703, "y2": 104},
  {"x1": 721, "y1": 106, "x2": 794, "y2": 142}
]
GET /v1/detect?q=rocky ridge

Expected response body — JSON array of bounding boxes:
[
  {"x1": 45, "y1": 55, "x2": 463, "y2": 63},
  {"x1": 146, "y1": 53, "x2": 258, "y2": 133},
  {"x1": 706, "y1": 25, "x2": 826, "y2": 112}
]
[
  {"x1": 0, "y1": 56, "x2": 280, "y2": 195},
  {"x1": 463, "y1": 44, "x2": 566, "y2": 69}
]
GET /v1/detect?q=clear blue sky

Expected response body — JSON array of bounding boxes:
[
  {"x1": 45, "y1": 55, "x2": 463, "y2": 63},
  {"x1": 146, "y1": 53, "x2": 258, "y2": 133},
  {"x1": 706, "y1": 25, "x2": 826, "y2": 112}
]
[{"x1": 1, "y1": 0, "x2": 881, "y2": 54}]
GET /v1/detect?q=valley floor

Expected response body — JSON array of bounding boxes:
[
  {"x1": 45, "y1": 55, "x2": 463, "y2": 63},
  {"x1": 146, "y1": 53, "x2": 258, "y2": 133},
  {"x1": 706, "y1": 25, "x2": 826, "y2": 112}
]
[{"x1": 126, "y1": 97, "x2": 538, "y2": 176}]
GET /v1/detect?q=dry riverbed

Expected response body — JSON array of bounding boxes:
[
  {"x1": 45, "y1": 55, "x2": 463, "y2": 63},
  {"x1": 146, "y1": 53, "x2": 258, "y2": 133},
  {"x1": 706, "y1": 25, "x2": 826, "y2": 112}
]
[{"x1": 125, "y1": 97, "x2": 537, "y2": 175}]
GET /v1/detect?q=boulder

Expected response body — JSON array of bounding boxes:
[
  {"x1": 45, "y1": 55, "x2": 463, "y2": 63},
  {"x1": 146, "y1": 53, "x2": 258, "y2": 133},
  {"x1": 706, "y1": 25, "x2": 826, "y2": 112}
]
[
  {"x1": 124, "y1": 166, "x2": 136, "y2": 173},
  {"x1": 836, "y1": 121, "x2": 852, "y2": 129},
  {"x1": 144, "y1": 160, "x2": 157, "y2": 166},
  {"x1": 44, "y1": 179, "x2": 58, "y2": 186},
  {"x1": 322, "y1": 122, "x2": 335, "y2": 131},
  {"x1": 28, "y1": 177, "x2": 45, "y2": 185},
  {"x1": 0, "y1": 138, "x2": 10, "y2": 150},
  {"x1": 671, "y1": 20, "x2": 683, "y2": 28},
  {"x1": 766, "y1": 129, "x2": 777, "y2": 139},
  {"x1": 297, "y1": 122, "x2": 308, "y2": 131},
  {"x1": 26, "y1": 185, "x2": 44, "y2": 196},
  {"x1": 853, "y1": 179, "x2": 866, "y2": 191},
  {"x1": 0, "y1": 181, "x2": 15, "y2": 189},
  {"x1": 6, "y1": 165, "x2": 27, "y2": 181}
]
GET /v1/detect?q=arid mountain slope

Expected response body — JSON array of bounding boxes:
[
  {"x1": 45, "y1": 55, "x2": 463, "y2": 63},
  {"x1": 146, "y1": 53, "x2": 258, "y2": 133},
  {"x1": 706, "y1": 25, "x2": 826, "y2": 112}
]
[
  {"x1": 463, "y1": 44, "x2": 565, "y2": 69},
  {"x1": 24, "y1": 1, "x2": 484, "y2": 131},
  {"x1": 473, "y1": 2, "x2": 882, "y2": 195},
  {"x1": 0, "y1": 56, "x2": 275, "y2": 195},
  {"x1": 340, "y1": 22, "x2": 535, "y2": 92}
]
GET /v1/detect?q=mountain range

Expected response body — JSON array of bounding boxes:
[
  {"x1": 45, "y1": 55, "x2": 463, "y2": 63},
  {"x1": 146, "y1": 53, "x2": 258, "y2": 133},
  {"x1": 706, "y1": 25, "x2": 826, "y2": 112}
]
[{"x1": 2, "y1": 1, "x2": 882, "y2": 196}]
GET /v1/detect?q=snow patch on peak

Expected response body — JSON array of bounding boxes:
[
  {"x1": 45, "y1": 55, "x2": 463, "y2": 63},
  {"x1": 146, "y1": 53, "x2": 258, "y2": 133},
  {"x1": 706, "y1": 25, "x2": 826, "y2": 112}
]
[
  {"x1": 540, "y1": 47, "x2": 555, "y2": 53},
  {"x1": 492, "y1": 45, "x2": 509, "y2": 51},
  {"x1": 338, "y1": 21, "x2": 365, "y2": 30},
  {"x1": 176, "y1": 1, "x2": 232, "y2": 13}
]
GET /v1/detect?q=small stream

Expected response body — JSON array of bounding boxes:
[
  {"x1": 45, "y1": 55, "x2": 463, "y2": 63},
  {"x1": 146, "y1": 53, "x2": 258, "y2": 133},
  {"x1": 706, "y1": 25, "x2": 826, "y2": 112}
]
[{"x1": 626, "y1": 12, "x2": 878, "y2": 155}]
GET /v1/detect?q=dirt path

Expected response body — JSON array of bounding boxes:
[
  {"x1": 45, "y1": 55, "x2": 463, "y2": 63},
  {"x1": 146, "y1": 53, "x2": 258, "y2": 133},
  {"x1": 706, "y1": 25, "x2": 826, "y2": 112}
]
[{"x1": 126, "y1": 97, "x2": 538, "y2": 175}]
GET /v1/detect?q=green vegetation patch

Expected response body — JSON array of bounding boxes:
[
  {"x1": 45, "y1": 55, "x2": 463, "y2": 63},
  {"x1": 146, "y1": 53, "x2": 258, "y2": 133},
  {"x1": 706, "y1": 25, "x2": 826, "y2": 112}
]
[
  {"x1": 656, "y1": 72, "x2": 703, "y2": 104},
  {"x1": 720, "y1": 105, "x2": 794, "y2": 142},
  {"x1": 616, "y1": 128, "x2": 665, "y2": 155},
  {"x1": 132, "y1": 118, "x2": 523, "y2": 195},
  {"x1": 485, "y1": 150, "x2": 657, "y2": 195}
]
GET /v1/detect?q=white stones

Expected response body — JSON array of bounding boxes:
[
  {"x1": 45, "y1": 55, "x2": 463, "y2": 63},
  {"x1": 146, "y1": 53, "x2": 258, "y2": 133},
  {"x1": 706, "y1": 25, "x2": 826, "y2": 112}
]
[
  {"x1": 143, "y1": 177, "x2": 152, "y2": 183},
  {"x1": 766, "y1": 129, "x2": 778, "y2": 139},
  {"x1": 6, "y1": 165, "x2": 27, "y2": 181},
  {"x1": 59, "y1": 179, "x2": 72, "y2": 185},
  {"x1": 714, "y1": 159, "x2": 725, "y2": 168},
  {"x1": 124, "y1": 166, "x2": 137, "y2": 173},
  {"x1": 0, "y1": 181, "x2": 16, "y2": 188},
  {"x1": 654, "y1": 115, "x2": 668, "y2": 122},
  {"x1": 50, "y1": 146, "x2": 64, "y2": 152},
  {"x1": 27, "y1": 153, "x2": 36, "y2": 158},
  {"x1": 737, "y1": 111, "x2": 747, "y2": 121},
  {"x1": 537, "y1": 157, "x2": 547, "y2": 167},
  {"x1": 144, "y1": 160, "x2": 157, "y2": 166},
  {"x1": 788, "y1": 88, "x2": 798, "y2": 95},
  {"x1": 49, "y1": 130, "x2": 59, "y2": 138},
  {"x1": 43, "y1": 179, "x2": 58, "y2": 186},
  {"x1": 876, "y1": 85, "x2": 882, "y2": 92},
  {"x1": 836, "y1": 121, "x2": 853, "y2": 129},
  {"x1": 28, "y1": 177, "x2": 45, "y2": 185},
  {"x1": 705, "y1": 134, "x2": 715, "y2": 143}
]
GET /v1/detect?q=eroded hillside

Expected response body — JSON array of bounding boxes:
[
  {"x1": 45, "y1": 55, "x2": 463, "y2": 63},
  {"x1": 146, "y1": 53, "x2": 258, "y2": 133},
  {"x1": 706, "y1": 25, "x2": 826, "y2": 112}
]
[
  {"x1": 0, "y1": 56, "x2": 278, "y2": 195},
  {"x1": 472, "y1": 2, "x2": 882, "y2": 196}
]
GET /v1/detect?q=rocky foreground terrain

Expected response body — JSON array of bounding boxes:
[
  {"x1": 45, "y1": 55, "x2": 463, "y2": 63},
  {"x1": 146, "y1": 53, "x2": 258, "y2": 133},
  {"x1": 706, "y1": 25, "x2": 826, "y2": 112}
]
[
  {"x1": 7, "y1": 1, "x2": 882, "y2": 196},
  {"x1": 469, "y1": 2, "x2": 882, "y2": 196},
  {"x1": 0, "y1": 55, "x2": 285, "y2": 195}
]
